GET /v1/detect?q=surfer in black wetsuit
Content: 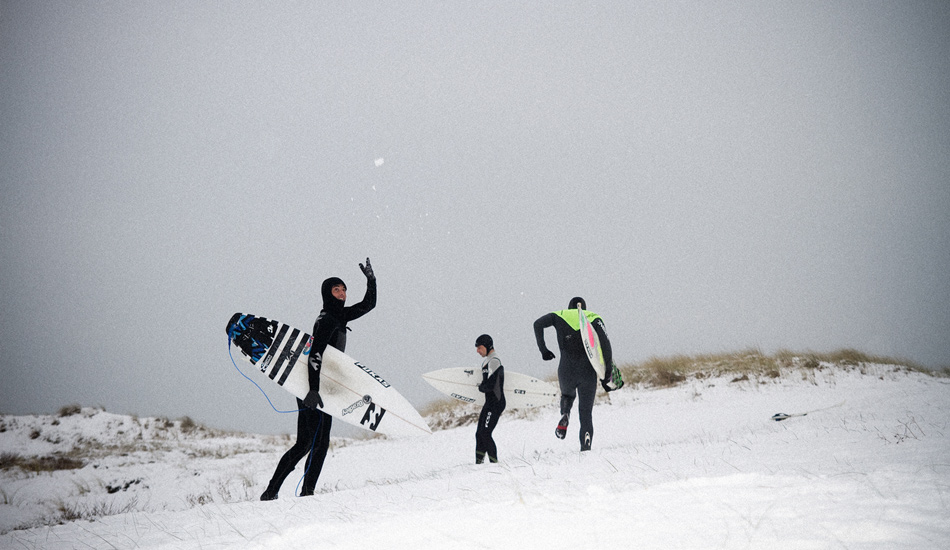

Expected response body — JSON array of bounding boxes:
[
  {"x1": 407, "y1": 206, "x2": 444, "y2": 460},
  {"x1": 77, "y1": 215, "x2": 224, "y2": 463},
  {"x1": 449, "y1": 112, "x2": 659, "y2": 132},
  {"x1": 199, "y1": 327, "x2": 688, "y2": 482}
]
[
  {"x1": 533, "y1": 297, "x2": 617, "y2": 451},
  {"x1": 260, "y1": 258, "x2": 376, "y2": 500},
  {"x1": 474, "y1": 334, "x2": 505, "y2": 464}
]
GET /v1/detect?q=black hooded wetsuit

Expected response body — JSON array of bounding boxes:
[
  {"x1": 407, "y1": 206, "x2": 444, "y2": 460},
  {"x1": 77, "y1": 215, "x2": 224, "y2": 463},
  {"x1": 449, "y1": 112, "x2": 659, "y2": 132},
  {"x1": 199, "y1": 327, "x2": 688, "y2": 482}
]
[
  {"x1": 263, "y1": 275, "x2": 376, "y2": 497},
  {"x1": 475, "y1": 350, "x2": 505, "y2": 463}
]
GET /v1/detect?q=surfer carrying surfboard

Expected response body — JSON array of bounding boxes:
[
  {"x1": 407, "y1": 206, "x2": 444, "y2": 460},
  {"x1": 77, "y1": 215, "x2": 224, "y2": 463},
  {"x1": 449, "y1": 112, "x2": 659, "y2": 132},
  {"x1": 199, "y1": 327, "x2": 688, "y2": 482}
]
[
  {"x1": 260, "y1": 258, "x2": 377, "y2": 500},
  {"x1": 474, "y1": 334, "x2": 505, "y2": 464},
  {"x1": 533, "y1": 297, "x2": 615, "y2": 451}
]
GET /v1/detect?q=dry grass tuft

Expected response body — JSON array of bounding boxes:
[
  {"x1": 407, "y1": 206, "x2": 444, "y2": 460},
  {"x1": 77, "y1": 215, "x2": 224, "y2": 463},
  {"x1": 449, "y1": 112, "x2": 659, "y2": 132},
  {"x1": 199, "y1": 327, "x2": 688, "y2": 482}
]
[
  {"x1": 616, "y1": 348, "x2": 931, "y2": 389},
  {"x1": 0, "y1": 452, "x2": 85, "y2": 472},
  {"x1": 57, "y1": 404, "x2": 82, "y2": 417},
  {"x1": 420, "y1": 399, "x2": 482, "y2": 432}
]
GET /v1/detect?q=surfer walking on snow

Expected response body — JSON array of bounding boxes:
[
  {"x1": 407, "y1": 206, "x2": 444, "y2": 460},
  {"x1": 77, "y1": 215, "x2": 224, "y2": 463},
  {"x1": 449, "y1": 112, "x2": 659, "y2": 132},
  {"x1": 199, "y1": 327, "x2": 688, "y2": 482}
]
[
  {"x1": 474, "y1": 334, "x2": 505, "y2": 464},
  {"x1": 260, "y1": 258, "x2": 377, "y2": 500},
  {"x1": 534, "y1": 297, "x2": 618, "y2": 451}
]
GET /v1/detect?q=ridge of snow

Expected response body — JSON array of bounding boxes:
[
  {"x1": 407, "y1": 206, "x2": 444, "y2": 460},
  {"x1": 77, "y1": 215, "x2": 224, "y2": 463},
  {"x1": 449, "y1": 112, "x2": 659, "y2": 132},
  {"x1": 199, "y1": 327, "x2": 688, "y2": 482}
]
[{"x1": 2, "y1": 366, "x2": 948, "y2": 549}]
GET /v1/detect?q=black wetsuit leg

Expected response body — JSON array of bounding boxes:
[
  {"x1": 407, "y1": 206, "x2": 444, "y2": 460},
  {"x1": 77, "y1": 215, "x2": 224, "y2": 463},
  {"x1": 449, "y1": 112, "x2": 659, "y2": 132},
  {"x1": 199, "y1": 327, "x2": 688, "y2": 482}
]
[
  {"x1": 265, "y1": 399, "x2": 328, "y2": 495},
  {"x1": 475, "y1": 398, "x2": 505, "y2": 463}
]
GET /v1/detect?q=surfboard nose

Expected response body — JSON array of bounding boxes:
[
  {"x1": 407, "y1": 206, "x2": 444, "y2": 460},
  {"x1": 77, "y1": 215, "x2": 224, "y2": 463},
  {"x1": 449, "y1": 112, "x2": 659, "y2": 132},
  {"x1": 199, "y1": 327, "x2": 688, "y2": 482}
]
[{"x1": 226, "y1": 312, "x2": 244, "y2": 337}]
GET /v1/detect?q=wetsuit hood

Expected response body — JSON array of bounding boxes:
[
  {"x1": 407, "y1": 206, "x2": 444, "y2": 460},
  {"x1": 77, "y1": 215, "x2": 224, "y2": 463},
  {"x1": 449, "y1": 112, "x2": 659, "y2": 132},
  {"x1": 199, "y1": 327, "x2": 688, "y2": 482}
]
[
  {"x1": 321, "y1": 277, "x2": 346, "y2": 316},
  {"x1": 475, "y1": 333, "x2": 494, "y2": 351}
]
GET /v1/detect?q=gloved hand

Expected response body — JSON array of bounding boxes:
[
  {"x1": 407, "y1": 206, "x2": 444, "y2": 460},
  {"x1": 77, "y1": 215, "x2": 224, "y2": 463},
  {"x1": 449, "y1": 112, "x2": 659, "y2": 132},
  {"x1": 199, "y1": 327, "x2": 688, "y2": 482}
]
[
  {"x1": 477, "y1": 380, "x2": 488, "y2": 393},
  {"x1": 601, "y1": 363, "x2": 624, "y2": 392},
  {"x1": 540, "y1": 349, "x2": 555, "y2": 361},
  {"x1": 359, "y1": 257, "x2": 375, "y2": 280},
  {"x1": 303, "y1": 390, "x2": 323, "y2": 410}
]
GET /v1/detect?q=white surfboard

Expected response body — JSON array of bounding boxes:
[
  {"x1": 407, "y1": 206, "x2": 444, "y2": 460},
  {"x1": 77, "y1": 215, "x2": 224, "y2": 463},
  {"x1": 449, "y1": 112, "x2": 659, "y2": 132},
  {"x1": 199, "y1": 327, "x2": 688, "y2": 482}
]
[
  {"x1": 578, "y1": 303, "x2": 607, "y2": 380},
  {"x1": 227, "y1": 313, "x2": 431, "y2": 436},
  {"x1": 422, "y1": 367, "x2": 559, "y2": 409}
]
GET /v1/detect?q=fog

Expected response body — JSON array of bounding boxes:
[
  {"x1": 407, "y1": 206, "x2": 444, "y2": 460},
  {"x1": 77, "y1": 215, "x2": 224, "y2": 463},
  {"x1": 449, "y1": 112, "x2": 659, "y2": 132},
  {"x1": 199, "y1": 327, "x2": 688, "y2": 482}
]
[{"x1": 2, "y1": 1, "x2": 948, "y2": 434}]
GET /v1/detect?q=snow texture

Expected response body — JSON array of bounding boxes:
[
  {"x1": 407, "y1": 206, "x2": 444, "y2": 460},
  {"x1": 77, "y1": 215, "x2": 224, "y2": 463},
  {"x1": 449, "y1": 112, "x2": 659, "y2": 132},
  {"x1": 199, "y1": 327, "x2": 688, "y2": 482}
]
[{"x1": 2, "y1": 364, "x2": 948, "y2": 549}]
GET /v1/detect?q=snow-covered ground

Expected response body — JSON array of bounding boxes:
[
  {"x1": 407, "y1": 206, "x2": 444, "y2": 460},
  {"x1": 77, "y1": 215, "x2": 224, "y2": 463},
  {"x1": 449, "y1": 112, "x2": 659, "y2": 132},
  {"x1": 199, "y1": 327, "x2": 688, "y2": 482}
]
[{"x1": 2, "y1": 363, "x2": 948, "y2": 549}]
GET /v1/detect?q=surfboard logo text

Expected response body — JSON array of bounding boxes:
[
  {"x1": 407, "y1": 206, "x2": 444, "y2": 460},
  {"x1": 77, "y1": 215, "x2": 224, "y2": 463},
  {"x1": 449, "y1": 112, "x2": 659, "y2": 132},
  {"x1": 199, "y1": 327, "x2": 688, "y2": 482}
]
[
  {"x1": 356, "y1": 362, "x2": 391, "y2": 388},
  {"x1": 342, "y1": 395, "x2": 373, "y2": 417}
]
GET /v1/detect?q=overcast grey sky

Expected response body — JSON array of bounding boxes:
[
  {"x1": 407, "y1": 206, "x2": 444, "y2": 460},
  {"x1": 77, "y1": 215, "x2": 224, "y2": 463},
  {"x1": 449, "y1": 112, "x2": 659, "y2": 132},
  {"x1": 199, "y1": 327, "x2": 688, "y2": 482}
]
[{"x1": 2, "y1": 1, "x2": 948, "y2": 435}]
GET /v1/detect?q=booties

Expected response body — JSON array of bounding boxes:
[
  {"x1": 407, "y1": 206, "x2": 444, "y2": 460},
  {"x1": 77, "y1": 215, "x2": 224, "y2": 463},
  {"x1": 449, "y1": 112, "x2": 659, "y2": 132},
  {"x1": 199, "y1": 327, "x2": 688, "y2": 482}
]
[{"x1": 555, "y1": 414, "x2": 569, "y2": 440}]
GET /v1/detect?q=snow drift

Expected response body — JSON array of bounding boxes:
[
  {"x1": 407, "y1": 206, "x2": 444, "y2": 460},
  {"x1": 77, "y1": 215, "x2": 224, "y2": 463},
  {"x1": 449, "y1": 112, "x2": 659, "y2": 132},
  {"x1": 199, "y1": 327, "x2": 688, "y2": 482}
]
[{"x1": 2, "y1": 363, "x2": 948, "y2": 549}]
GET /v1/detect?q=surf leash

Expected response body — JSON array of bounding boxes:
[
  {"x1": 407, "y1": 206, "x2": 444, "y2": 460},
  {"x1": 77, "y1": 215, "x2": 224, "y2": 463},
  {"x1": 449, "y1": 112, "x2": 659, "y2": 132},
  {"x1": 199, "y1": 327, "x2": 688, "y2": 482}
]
[
  {"x1": 772, "y1": 400, "x2": 846, "y2": 421},
  {"x1": 228, "y1": 337, "x2": 303, "y2": 414},
  {"x1": 230, "y1": 337, "x2": 328, "y2": 497}
]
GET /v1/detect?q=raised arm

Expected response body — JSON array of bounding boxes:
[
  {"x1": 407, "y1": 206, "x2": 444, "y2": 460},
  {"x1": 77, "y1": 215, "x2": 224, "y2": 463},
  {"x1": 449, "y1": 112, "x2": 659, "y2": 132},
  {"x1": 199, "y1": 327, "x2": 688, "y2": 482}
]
[
  {"x1": 344, "y1": 258, "x2": 377, "y2": 322},
  {"x1": 533, "y1": 313, "x2": 556, "y2": 360}
]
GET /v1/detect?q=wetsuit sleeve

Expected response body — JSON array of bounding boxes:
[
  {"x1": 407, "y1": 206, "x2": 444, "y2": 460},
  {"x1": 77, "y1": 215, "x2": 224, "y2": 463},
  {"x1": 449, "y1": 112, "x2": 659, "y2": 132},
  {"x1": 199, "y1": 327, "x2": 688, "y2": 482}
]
[
  {"x1": 307, "y1": 314, "x2": 337, "y2": 392},
  {"x1": 493, "y1": 366, "x2": 504, "y2": 402},
  {"x1": 479, "y1": 356, "x2": 499, "y2": 392},
  {"x1": 481, "y1": 360, "x2": 504, "y2": 401},
  {"x1": 592, "y1": 318, "x2": 614, "y2": 377},
  {"x1": 533, "y1": 313, "x2": 555, "y2": 354},
  {"x1": 342, "y1": 276, "x2": 377, "y2": 323}
]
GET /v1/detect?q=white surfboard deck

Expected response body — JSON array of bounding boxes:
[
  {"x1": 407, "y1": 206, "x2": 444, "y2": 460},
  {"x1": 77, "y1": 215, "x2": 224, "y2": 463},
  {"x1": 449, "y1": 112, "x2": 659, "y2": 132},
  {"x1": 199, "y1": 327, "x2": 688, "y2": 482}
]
[
  {"x1": 422, "y1": 367, "x2": 559, "y2": 409},
  {"x1": 578, "y1": 304, "x2": 607, "y2": 380},
  {"x1": 227, "y1": 313, "x2": 430, "y2": 436}
]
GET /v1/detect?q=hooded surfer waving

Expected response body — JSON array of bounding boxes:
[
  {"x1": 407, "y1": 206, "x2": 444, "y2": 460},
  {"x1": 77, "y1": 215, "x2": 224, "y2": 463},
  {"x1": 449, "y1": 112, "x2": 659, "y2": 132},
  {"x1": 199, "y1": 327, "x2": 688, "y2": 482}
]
[{"x1": 260, "y1": 258, "x2": 377, "y2": 500}]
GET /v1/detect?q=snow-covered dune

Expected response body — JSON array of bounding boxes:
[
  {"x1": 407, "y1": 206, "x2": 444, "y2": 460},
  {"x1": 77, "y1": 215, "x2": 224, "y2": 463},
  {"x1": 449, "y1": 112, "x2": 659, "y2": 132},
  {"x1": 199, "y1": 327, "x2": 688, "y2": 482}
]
[{"x1": 2, "y1": 364, "x2": 948, "y2": 549}]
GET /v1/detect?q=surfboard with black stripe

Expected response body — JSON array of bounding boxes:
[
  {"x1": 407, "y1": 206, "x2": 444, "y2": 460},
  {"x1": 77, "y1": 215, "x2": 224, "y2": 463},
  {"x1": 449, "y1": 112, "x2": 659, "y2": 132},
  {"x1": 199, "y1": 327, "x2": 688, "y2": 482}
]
[{"x1": 227, "y1": 312, "x2": 430, "y2": 437}]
